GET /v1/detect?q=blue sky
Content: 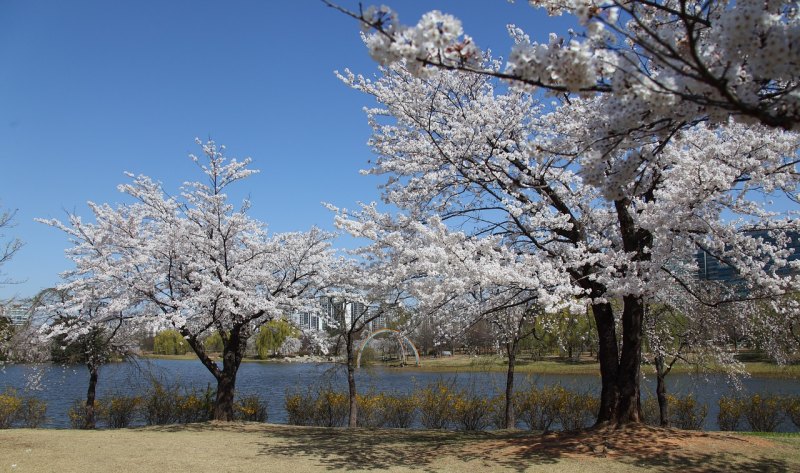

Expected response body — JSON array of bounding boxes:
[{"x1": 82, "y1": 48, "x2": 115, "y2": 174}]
[{"x1": 0, "y1": 0, "x2": 575, "y2": 298}]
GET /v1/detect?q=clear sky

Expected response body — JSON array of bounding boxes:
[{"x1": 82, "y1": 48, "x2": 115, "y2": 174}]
[{"x1": 0, "y1": 0, "x2": 576, "y2": 299}]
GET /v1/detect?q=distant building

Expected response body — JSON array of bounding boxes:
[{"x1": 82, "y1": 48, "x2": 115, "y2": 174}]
[
  {"x1": 696, "y1": 230, "x2": 800, "y2": 286},
  {"x1": 0, "y1": 304, "x2": 31, "y2": 326},
  {"x1": 289, "y1": 296, "x2": 394, "y2": 333}
]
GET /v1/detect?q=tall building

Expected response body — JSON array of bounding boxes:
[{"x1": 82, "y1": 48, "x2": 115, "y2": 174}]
[
  {"x1": 696, "y1": 230, "x2": 800, "y2": 286},
  {"x1": 289, "y1": 296, "x2": 394, "y2": 333},
  {"x1": 0, "y1": 304, "x2": 31, "y2": 326}
]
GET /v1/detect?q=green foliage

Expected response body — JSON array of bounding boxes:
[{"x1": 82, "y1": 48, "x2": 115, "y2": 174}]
[
  {"x1": 744, "y1": 394, "x2": 784, "y2": 432},
  {"x1": 718, "y1": 396, "x2": 745, "y2": 431},
  {"x1": 203, "y1": 331, "x2": 224, "y2": 353},
  {"x1": 256, "y1": 320, "x2": 299, "y2": 359},
  {"x1": 50, "y1": 327, "x2": 112, "y2": 364},
  {"x1": 0, "y1": 389, "x2": 46, "y2": 429},
  {"x1": 668, "y1": 394, "x2": 707, "y2": 430},
  {"x1": 153, "y1": 330, "x2": 188, "y2": 356}
]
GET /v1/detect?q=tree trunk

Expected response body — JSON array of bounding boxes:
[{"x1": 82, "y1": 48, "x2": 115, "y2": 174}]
[
  {"x1": 214, "y1": 371, "x2": 237, "y2": 421},
  {"x1": 592, "y1": 302, "x2": 619, "y2": 424},
  {"x1": 347, "y1": 332, "x2": 358, "y2": 428},
  {"x1": 503, "y1": 340, "x2": 517, "y2": 429},
  {"x1": 655, "y1": 355, "x2": 669, "y2": 427},
  {"x1": 213, "y1": 328, "x2": 245, "y2": 421},
  {"x1": 83, "y1": 363, "x2": 99, "y2": 429},
  {"x1": 614, "y1": 295, "x2": 644, "y2": 424}
]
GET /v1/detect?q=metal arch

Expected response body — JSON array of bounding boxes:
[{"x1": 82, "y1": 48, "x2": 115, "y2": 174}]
[{"x1": 356, "y1": 328, "x2": 420, "y2": 368}]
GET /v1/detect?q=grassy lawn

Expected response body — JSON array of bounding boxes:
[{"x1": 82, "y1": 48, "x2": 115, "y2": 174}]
[
  {"x1": 1, "y1": 422, "x2": 799, "y2": 472},
  {"x1": 366, "y1": 354, "x2": 800, "y2": 378}
]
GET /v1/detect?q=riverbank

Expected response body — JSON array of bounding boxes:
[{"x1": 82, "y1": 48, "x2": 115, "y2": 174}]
[
  {"x1": 1, "y1": 422, "x2": 798, "y2": 472},
  {"x1": 139, "y1": 353, "x2": 800, "y2": 378}
]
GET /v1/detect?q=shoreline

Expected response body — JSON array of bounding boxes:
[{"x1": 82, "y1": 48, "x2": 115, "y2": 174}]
[{"x1": 132, "y1": 353, "x2": 800, "y2": 378}]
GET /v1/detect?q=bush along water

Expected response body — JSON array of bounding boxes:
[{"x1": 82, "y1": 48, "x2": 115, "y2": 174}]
[
  {"x1": 64, "y1": 379, "x2": 266, "y2": 429},
  {"x1": 284, "y1": 381, "x2": 602, "y2": 432},
  {"x1": 0, "y1": 389, "x2": 46, "y2": 429}
]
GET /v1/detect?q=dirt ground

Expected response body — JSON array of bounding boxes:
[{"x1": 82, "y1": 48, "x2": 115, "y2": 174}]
[{"x1": 1, "y1": 422, "x2": 798, "y2": 473}]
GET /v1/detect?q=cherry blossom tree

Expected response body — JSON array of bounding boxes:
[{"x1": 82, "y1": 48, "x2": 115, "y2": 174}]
[
  {"x1": 38, "y1": 287, "x2": 140, "y2": 429},
  {"x1": 41, "y1": 140, "x2": 334, "y2": 421},
  {"x1": 333, "y1": 206, "x2": 580, "y2": 428},
  {"x1": 336, "y1": 56, "x2": 800, "y2": 425},
  {"x1": 0, "y1": 205, "x2": 23, "y2": 287},
  {"x1": 330, "y1": 1, "x2": 800, "y2": 165},
  {"x1": 319, "y1": 255, "x2": 410, "y2": 428}
]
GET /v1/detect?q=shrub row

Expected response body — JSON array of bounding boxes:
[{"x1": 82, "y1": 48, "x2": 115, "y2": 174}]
[
  {"x1": 67, "y1": 381, "x2": 267, "y2": 429},
  {"x1": 285, "y1": 382, "x2": 599, "y2": 432},
  {"x1": 717, "y1": 394, "x2": 800, "y2": 432},
  {"x1": 641, "y1": 394, "x2": 708, "y2": 430},
  {"x1": 0, "y1": 388, "x2": 47, "y2": 428},
  {"x1": 285, "y1": 384, "x2": 800, "y2": 433}
]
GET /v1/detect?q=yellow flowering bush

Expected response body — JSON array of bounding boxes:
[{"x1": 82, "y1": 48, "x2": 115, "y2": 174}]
[
  {"x1": 313, "y1": 389, "x2": 348, "y2": 427},
  {"x1": 356, "y1": 392, "x2": 382, "y2": 428},
  {"x1": 379, "y1": 393, "x2": 417, "y2": 428},
  {"x1": 515, "y1": 385, "x2": 562, "y2": 433},
  {"x1": 0, "y1": 389, "x2": 23, "y2": 428},
  {"x1": 668, "y1": 394, "x2": 707, "y2": 430},
  {"x1": 717, "y1": 395, "x2": 745, "y2": 431},
  {"x1": 744, "y1": 394, "x2": 783, "y2": 432},
  {"x1": 0, "y1": 389, "x2": 46, "y2": 429},
  {"x1": 98, "y1": 395, "x2": 141, "y2": 428},
  {"x1": 417, "y1": 380, "x2": 455, "y2": 429},
  {"x1": 451, "y1": 389, "x2": 492, "y2": 431},
  {"x1": 234, "y1": 395, "x2": 267, "y2": 422}
]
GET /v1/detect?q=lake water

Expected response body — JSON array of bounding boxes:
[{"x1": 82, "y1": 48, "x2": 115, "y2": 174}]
[{"x1": 2, "y1": 359, "x2": 799, "y2": 431}]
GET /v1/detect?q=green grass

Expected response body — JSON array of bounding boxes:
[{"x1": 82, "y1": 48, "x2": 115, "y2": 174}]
[
  {"x1": 740, "y1": 431, "x2": 800, "y2": 438},
  {"x1": 140, "y1": 352, "x2": 800, "y2": 378}
]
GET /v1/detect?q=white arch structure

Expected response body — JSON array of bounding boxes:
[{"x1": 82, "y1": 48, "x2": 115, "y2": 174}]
[{"x1": 356, "y1": 328, "x2": 421, "y2": 368}]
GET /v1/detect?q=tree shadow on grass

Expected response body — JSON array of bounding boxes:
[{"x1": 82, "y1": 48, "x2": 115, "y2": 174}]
[
  {"x1": 501, "y1": 425, "x2": 794, "y2": 473},
  {"x1": 255, "y1": 426, "x2": 560, "y2": 471},
  {"x1": 144, "y1": 422, "x2": 796, "y2": 472}
]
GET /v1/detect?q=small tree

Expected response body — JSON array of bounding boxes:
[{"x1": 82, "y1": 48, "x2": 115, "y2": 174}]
[
  {"x1": 255, "y1": 319, "x2": 299, "y2": 359},
  {"x1": 41, "y1": 140, "x2": 334, "y2": 421},
  {"x1": 153, "y1": 330, "x2": 189, "y2": 355},
  {"x1": 41, "y1": 287, "x2": 140, "y2": 429}
]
